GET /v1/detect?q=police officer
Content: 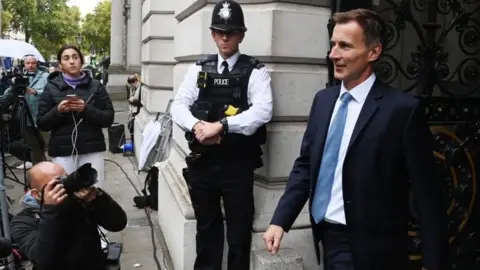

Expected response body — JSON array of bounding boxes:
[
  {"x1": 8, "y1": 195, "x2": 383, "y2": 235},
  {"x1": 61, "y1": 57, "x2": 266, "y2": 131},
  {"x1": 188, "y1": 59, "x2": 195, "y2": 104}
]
[{"x1": 171, "y1": 0, "x2": 273, "y2": 269}]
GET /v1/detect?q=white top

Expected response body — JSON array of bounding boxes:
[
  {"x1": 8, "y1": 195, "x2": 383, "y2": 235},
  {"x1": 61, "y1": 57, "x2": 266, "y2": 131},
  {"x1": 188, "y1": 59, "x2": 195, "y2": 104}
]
[
  {"x1": 324, "y1": 73, "x2": 376, "y2": 225},
  {"x1": 171, "y1": 51, "x2": 273, "y2": 136}
]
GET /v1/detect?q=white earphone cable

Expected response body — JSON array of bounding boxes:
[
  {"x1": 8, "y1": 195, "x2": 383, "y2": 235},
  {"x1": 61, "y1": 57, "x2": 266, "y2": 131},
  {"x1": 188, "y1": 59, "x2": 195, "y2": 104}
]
[{"x1": 71, "y1": 113, "x2": 83, "y2": 169}]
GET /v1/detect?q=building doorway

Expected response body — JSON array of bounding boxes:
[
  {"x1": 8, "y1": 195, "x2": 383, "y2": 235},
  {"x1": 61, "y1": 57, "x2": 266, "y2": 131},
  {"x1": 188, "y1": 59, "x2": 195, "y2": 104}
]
[{"x1": 327, "y1": 1, "x2": 480, "y2": 269}]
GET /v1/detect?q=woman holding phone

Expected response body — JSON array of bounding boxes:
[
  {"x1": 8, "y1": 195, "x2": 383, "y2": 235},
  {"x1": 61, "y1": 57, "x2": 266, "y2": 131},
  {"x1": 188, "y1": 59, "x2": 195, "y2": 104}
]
[{"x1": 36, "y1": 44, "x2": 114, "y2": 189}]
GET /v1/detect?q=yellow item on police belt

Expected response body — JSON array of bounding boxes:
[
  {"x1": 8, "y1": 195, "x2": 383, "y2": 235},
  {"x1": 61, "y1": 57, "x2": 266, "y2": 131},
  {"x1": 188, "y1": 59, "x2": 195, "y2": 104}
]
[{"x1": 225, "y1": 105, "x2": 239, "y2": 116}]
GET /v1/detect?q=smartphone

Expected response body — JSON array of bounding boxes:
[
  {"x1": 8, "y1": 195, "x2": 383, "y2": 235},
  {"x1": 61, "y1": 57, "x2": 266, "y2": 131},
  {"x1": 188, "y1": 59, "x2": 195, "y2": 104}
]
[{"x1": 66, "y1": 94, "x2": 78, "y2": 101}]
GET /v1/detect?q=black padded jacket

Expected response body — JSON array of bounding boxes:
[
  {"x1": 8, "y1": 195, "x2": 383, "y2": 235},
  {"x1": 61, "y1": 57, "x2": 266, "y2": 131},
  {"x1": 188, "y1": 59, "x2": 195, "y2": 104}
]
[{"x1": 36, "y1": 71, "x2": 114, "y2": 157}]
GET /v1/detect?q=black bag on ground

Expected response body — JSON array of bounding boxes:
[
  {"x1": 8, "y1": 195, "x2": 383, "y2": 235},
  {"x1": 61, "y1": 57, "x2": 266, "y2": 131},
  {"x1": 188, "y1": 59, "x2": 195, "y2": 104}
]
[
  {"x1": 108, "y1": 123, "x2": 125, "y2": 154},
  {"x1": 133, "y1": 167, "x2": 159, "y2": 210}
]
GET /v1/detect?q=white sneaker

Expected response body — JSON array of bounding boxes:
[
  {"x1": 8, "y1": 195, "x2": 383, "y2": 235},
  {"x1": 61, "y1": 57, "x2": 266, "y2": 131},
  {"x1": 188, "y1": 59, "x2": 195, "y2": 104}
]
[{"x1": 16, "y1": 162, "x2": 32, "y2": 169}]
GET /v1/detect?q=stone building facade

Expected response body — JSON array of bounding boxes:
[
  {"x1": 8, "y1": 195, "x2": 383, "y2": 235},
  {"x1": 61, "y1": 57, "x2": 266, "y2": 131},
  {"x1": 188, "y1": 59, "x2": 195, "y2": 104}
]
[{"x1": 109, "y1": 0, "x2": 334, "y2": 269}]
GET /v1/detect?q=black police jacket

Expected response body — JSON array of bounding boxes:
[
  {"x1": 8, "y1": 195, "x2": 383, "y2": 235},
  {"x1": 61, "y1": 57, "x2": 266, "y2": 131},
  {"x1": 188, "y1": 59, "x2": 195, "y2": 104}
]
[
  {"x1": 36, "y1": 71, "x2": 114, "y2": 157},
  {"x1": 189, "y1": 54, "x2": 266, "y2": 156},
  {"x1": 10, "y1": 190, "x2": 127, "y2": 270}
]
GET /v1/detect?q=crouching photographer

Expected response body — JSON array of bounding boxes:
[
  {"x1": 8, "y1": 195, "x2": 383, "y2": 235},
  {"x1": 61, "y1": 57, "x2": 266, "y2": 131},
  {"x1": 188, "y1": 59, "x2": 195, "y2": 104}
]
[{"x1": 10, "y1": 162, "x2": 127, "y2": 270}]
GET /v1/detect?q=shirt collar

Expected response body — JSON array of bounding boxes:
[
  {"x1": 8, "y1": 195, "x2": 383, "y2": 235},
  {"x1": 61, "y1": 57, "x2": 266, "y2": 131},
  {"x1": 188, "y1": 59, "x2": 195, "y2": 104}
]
[
  {"x1": 340, "y1": 73, "x2": 376, "y2": 103},
  {"x1": 217, "y1": 51, "x2": 241, "y2": 71}
]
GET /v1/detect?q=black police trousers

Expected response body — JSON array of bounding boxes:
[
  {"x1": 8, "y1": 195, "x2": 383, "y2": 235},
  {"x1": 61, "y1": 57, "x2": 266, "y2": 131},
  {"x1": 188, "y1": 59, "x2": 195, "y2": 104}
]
[{"x1": 185, "y1": 154, "x2": 255, "y2": 270}]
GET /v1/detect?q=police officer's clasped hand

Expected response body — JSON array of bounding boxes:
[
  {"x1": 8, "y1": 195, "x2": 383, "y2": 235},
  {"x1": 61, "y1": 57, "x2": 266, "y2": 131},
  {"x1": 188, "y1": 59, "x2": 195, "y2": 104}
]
[
  {"x1": 194, "y1": 121, "x2": 223, "y2": 143},
  {"x1": 43, "y1": 179, "x2": 68, "y2": 205},
  {"x1": 202, "y1": 135, "x2": 222, "y2": 145}
]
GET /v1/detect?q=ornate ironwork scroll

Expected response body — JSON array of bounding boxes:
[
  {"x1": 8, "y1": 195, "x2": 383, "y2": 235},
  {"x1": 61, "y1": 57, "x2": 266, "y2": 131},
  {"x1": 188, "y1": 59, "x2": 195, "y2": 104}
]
[
  {"x1": 374, "y1": 0, "x2": 480, "y2": 97},
  {"x1": 407, "y1": 121, "x2": 479, "y2": 269}
]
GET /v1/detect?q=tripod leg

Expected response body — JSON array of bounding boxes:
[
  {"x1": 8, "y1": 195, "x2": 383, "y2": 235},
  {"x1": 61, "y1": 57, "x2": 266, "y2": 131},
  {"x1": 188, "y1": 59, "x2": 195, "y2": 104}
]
[
  {"x1": 0, "y1": 127, "x2": 23, "y2": 189},
  {"x1": 0, "y1": 136, "x2": 16, "y2": 269},
  {"x1": 18, "y1": 98, "x2": 29, "y2": 191}
]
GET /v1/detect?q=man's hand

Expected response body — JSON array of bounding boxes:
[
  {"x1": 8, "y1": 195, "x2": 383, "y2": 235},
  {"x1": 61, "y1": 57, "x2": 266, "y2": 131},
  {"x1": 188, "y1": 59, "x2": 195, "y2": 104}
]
[
  {"x1": 43, "y1": 180, "x2": 68, "y2": 205},
  {"x1": 68, "y1": 99, "x2": 86, "y2": 112},
  {"x1": 195, "y1": 121, "x2": 223, "y2": 142},
  {"x1": 74, "y1": 187, "x2": 98, "y2": 203},
  {"x1": 26, "y1": 88, "x2": 36, "y2": 95},
  {"x1": 263, "y1": 224, "x2": 284, "y2": 255},
  {"x1": 128, "y1": 97, "x2": 134, "y2": 103}
]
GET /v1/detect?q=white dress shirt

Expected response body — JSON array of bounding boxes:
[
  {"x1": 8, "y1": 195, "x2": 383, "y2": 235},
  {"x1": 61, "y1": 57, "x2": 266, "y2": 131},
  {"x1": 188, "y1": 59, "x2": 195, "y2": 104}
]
[
  {"x1": 324, "y1": 73, "x2": 376, "y2": 225},
  {"x1": 171, "y1": 51, "x2": 273, "y2": 136}
]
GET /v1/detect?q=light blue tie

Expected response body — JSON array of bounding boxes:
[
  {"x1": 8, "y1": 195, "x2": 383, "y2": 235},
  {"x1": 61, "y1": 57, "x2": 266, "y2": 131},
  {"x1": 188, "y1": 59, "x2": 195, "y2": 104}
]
[{"x1": 312, "y1": 92, "x2": 353, "y2": 224}]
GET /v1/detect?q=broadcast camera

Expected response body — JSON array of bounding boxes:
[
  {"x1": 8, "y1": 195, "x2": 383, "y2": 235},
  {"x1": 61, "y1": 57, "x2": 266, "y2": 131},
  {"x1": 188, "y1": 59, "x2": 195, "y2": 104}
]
[
  {"x1": 0, "y1": 71, "x2": 34, "y2": 117},
  {"x1": 57, "y1": 163, "x2": 98, "y2": 193}
]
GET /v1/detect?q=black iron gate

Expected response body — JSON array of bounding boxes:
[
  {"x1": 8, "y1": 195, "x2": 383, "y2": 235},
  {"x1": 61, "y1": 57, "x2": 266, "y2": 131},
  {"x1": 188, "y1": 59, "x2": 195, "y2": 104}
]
[{"x1": 327, "y1": 0, "x2": 480, "y2": 269}]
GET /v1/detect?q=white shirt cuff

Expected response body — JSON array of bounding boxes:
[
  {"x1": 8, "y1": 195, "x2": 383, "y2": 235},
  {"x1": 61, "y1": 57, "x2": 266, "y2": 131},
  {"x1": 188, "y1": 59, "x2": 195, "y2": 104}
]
[
  {"x1": 184, "y1": 116, "x2": 200, "y2": 131},
  {"x1": 226, "y1": 116, "x2": 241, "y2": 133}
]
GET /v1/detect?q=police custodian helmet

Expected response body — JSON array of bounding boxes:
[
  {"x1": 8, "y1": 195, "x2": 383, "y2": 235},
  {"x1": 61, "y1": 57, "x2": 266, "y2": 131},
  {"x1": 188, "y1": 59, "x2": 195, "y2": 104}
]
[{"x1": 210, "y1": 0, "x2": 247, "y2": 32}]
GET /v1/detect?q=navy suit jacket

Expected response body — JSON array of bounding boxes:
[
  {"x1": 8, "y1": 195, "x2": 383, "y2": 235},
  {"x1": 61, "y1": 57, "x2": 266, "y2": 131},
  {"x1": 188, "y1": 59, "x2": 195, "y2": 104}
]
[{"x1": 270, "y1": 80, "x2": 448, "y2": 270}]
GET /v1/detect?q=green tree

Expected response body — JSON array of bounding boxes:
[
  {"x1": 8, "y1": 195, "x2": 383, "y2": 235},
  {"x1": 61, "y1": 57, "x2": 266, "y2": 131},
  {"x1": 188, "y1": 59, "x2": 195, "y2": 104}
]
[
  {"x1": 2, "y1": 0, "x2": 37, "y2": 42},
  {"x1": 3, "y1": 0, "x2": 82, "y2": 58},
  {"x1": 81, "y1": 0, "x2": 111, "y2": 57},
  {"x1": 1, "y1": 10, "x2": 13, "y2": 37},
  {"x1": 31, "y1": 4, "x2": 82, "y2": 58}
]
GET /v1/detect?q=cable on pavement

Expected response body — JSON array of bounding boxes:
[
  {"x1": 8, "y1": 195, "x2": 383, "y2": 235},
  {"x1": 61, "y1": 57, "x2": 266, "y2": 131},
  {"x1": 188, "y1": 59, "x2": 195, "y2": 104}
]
[{"x1": 104, "y1": 158, "x2": 164, "y2": 270}]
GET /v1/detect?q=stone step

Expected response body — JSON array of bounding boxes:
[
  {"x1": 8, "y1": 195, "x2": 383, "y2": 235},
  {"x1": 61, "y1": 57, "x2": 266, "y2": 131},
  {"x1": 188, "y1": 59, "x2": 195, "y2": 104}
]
[{"x1": 253, "y1": 248, "x2": 303, "y2": 270}]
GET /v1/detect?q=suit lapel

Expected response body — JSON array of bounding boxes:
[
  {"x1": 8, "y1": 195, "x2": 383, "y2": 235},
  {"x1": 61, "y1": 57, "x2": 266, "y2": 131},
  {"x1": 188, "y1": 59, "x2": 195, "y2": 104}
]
[
  {"x1": 347, "y1": 80, "x2": 384, "y2": 152},
  {"x1": 311, "y1": 86, "x2": 340, "y2": 181}
]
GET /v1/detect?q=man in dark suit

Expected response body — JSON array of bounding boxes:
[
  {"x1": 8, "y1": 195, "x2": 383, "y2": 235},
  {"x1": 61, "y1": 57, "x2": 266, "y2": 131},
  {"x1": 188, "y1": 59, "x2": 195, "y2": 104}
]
[{"x1": 263, "y1": 9, "x2": 448, "y2": 270}]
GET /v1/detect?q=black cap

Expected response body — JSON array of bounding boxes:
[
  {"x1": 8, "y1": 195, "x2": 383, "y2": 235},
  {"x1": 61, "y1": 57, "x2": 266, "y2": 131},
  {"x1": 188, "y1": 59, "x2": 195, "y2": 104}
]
[{"x1": 210, "y1": 0, "x2": 247, "y2": 32}]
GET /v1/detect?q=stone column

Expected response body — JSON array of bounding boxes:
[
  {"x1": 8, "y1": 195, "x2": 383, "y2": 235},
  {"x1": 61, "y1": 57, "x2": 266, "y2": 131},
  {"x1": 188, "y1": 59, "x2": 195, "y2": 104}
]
[
  {"x1": 134, "y1": 0, "x2": 176, "y2": 156},
  {"x1": 157, "y1": 1, "x2": 332, "y2": 269},
  {"x1": 126, "y1": 0, "x2": 142, "y2": 73},
  {"x1": 110, "y1": 0, "x2": 124, "y2": 67},
  {"x1": 106, "y1": 0, "x2": 130, "y2": 100}
]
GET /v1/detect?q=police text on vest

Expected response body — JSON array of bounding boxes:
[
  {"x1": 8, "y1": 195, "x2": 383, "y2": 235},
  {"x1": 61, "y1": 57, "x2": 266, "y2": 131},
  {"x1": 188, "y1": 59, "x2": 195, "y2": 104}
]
[{"x1": 214, "y1": 78, "x2": 230, "y2": 86}]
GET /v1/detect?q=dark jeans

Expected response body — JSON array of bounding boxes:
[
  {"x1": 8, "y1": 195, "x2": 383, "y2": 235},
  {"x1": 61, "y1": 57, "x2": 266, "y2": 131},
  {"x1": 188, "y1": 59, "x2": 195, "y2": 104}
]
[
  {"x1": 128, "y1": 118, "x2": 134, "y2": 135},
  {"x1": 9, "y1": 126, "x2": 45, "y2": 164},
  {"x1": 322, "y1": 222, "x2": 354, "y2": 270},
  {"x1": 186, "y1": 155, "x2": 255, "y2": 270},
  {"x1": 25, "y1": 126, "x2": 46, "y2": 164}
]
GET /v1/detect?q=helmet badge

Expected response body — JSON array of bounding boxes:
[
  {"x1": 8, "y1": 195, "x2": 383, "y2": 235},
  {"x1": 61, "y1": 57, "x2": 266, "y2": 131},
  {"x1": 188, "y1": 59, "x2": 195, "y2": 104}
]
[{"x1": 218, "y1": 2, "x2": 232, "y2": 22}]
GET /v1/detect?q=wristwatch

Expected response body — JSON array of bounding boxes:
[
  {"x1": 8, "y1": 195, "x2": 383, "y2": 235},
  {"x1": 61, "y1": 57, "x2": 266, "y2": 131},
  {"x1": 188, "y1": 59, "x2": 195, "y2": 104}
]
[{"x1": 220, "y1": 118, "x2": 228, "y2": 135}]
